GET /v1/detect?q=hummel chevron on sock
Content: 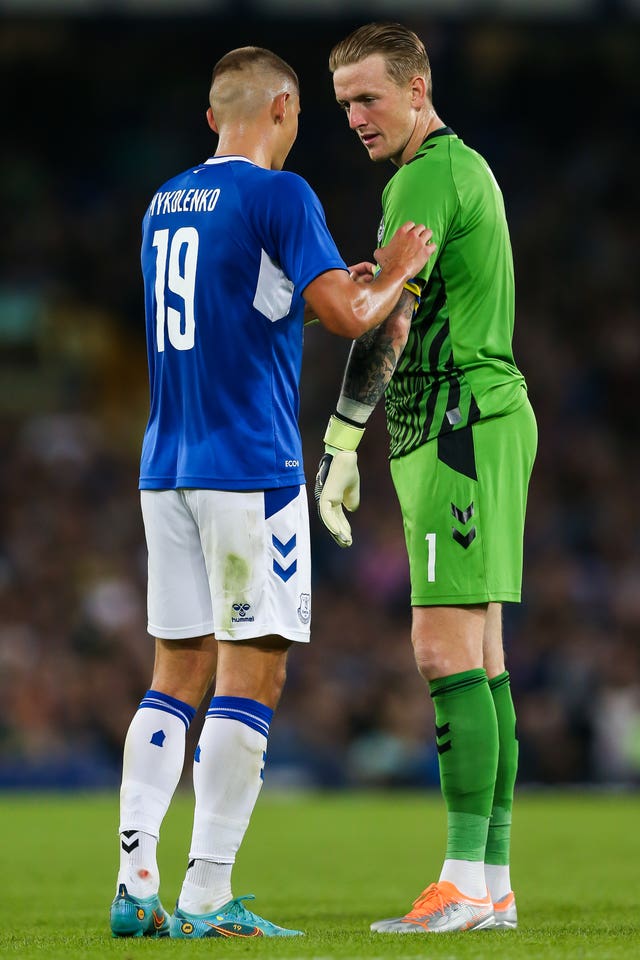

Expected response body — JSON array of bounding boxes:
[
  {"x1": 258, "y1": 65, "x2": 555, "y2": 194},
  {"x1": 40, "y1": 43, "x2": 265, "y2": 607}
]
[
  {"x1": 429, "y1": 669, "x2": 499, "y2": 897},
  {"x1": 179, "y1": 696, "x2": 273, "y2": 915},
  {"x1": 118, "y1": 689, "x2": 196, "y2": 897}
]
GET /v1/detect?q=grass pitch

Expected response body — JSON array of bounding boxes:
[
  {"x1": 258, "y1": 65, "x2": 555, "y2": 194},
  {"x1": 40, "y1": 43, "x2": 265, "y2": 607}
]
[{"x1": 0, "y1": 789, "x2": 637, "y2": 958}]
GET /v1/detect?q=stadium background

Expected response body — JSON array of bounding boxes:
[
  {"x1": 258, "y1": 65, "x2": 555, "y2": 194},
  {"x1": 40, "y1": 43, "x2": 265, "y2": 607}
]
[{"x1": 0, "y1": 0, "x2": 638, "y2": 792}]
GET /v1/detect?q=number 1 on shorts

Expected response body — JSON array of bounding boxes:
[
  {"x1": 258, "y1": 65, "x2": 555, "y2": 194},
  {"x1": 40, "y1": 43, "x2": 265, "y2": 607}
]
[{"x1": 425, "y1": 532, "x2": 436, "y2": 582}]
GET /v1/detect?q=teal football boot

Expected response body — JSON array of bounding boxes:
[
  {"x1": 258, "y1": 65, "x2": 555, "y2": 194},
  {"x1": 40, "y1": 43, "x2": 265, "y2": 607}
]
[
  {"x1": 170, "y1": 894, "x2": 303, "y2": 938},
  {"x1": 110, "y1": 882, "x2": 170, "y2": 938}
]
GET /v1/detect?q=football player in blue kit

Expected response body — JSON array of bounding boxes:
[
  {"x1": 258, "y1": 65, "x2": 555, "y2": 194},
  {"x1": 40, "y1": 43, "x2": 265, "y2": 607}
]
[{"x1": 109, "y1": 45, "x2": 435, "y2": 939}]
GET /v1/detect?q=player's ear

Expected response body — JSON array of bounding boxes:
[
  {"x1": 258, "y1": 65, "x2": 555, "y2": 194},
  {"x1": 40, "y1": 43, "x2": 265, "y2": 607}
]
[
  {"x1": 409, "y1": 75, "x2": 427, "y2": 109},
  {"x1": 271, "y1": 91, "x2": 289, "y2": 125},
  {"x1": 206, "y1": 107, "x2": 219, "y2": 134}
]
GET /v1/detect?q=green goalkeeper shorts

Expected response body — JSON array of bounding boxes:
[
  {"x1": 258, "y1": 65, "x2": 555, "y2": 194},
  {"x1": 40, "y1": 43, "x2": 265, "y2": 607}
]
[{"x1": 390, "y1": 397, "x2": 537, "y2": 605}]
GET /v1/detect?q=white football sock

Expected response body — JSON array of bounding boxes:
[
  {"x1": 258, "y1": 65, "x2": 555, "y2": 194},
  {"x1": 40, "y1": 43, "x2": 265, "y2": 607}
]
[
  {"x1": 485, "y1": 863, "x2": 512, "y2": 902},
  {"x1": 118, "y1": 689, "x2": 196, "y2": 897},
  {"x1": 116, "y1": 830, "x2": 159, "y2": 899},
  {"x1": 178, "y1": 859, "x2": 233, "y2": 915},
  {"x1": 178, "y1": 696, "x2": 272, "y2": 915},
  {"x1": 439, "y1": 858, "x2": 488, "y2": 899}
]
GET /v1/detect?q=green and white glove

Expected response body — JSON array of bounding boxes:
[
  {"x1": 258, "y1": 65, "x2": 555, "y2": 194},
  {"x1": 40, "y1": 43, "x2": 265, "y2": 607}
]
[{"x1": 314, "y1": 414, "x2": 365, "y2": 548}]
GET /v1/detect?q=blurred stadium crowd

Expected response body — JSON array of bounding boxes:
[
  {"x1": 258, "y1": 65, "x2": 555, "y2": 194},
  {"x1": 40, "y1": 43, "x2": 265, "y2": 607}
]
[{"x1": 1, "y1": 13, "x2": 639, "y2": 789}]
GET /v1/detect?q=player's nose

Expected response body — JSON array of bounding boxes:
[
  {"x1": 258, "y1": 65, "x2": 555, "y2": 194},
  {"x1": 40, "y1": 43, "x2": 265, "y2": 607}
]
[{"x1": 348, "y1": 105, "x2": 366, "y2": 129}]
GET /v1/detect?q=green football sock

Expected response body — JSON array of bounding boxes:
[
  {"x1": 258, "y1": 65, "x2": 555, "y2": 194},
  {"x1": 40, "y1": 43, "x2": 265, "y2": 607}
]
[
  {"x1": 429, "y1": 669, "x2": 499, "y2": 862},
  {"x1": 485, "y1": 670, "x2": 518, "y2": 866}
]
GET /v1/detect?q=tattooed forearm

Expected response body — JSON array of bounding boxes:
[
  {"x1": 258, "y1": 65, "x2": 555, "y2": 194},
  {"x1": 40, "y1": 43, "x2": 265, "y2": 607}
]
[
  {"x1": 343, "y1": 332, "x2": 399, "y2": 406},
  {"x1": 342, "y1": 289, "x2": 415, "y2": 407}
]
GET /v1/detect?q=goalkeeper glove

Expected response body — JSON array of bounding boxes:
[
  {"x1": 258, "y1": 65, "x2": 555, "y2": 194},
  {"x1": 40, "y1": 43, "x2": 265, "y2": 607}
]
[{"x1": 314, "y1": 414, "x2": 365, "y2": 548}]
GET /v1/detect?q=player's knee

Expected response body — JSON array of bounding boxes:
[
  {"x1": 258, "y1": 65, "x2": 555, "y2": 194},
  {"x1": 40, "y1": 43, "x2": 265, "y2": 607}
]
[
  {"x1": 412, "y1": 640, "x2": 480, "y2": 683},
  {"x1": 413, "y1": 647, "x2": 445, "y2": 682}
]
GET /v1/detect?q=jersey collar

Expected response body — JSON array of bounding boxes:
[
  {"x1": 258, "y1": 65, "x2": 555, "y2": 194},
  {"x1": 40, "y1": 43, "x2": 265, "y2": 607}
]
[
  {"x1": 423, "y1": 125, "x2": 455, "y2": 144},
  {"x1": 406, "y1": 126, "x2": 456, "y2": 165},
  {"x1": 203, "y1": 155, "x2": 256, "y2": 166}
]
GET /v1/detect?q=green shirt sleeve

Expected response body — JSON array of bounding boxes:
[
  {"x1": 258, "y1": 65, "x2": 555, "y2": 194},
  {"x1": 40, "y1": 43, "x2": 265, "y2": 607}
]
[{"x1": 381, "y1": 140, "x2": 459, "y2": 286}]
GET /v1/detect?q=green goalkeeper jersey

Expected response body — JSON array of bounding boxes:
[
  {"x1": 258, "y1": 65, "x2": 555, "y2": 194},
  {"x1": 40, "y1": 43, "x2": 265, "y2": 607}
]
[{"x1": 380, "y1": 127, "x2": 528, "y2": 459}]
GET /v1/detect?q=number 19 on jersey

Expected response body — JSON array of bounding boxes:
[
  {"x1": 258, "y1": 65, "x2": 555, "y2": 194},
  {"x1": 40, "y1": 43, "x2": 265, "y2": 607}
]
[{"x1": 152, "y1": 227, "x2": 199, "y2": 352}]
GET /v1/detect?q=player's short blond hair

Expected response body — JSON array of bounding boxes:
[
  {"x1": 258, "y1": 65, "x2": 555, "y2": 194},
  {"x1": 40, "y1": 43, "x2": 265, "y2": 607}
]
[
  {"x1": 210, "y1": 46, "x2": 299, "y2": 102},
  {"x1": 329, "y1": 22, "x2": 432, "y2": 100}
]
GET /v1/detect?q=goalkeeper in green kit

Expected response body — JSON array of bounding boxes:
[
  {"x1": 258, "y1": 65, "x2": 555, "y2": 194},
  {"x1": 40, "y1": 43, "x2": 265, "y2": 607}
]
[{"x1": 315, "y1": 22, "x2": 537, "y2": 933}]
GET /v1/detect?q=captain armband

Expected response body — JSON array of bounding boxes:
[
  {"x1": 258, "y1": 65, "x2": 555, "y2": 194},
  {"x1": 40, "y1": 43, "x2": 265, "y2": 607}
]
[
  {"x1": 403, "y1": 277, "x2": 424, "y2": 314},
  {"x1": 373, "y1": 264, "x2": 423, "y2": 313}
]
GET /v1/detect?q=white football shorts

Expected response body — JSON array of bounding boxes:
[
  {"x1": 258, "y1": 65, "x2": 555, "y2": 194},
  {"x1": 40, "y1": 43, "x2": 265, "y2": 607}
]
[{"x1": 141, "y1": 486, "x2": 311, "y2": 643}]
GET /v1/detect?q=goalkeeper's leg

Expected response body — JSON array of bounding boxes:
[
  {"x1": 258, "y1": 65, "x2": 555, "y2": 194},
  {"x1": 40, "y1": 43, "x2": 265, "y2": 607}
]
[
  {"x1": 369, "y1": 605, "x2": 498, "y2": 934},
  {"x1": 413, "y1": 606, "x2": 498, "y2": 899}
]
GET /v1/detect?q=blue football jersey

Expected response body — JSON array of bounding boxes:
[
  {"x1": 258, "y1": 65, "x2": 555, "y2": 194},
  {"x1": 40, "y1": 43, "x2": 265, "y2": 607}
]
[{"x1": 139, "y1": 155, "x2": 347, "y2": 491}]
